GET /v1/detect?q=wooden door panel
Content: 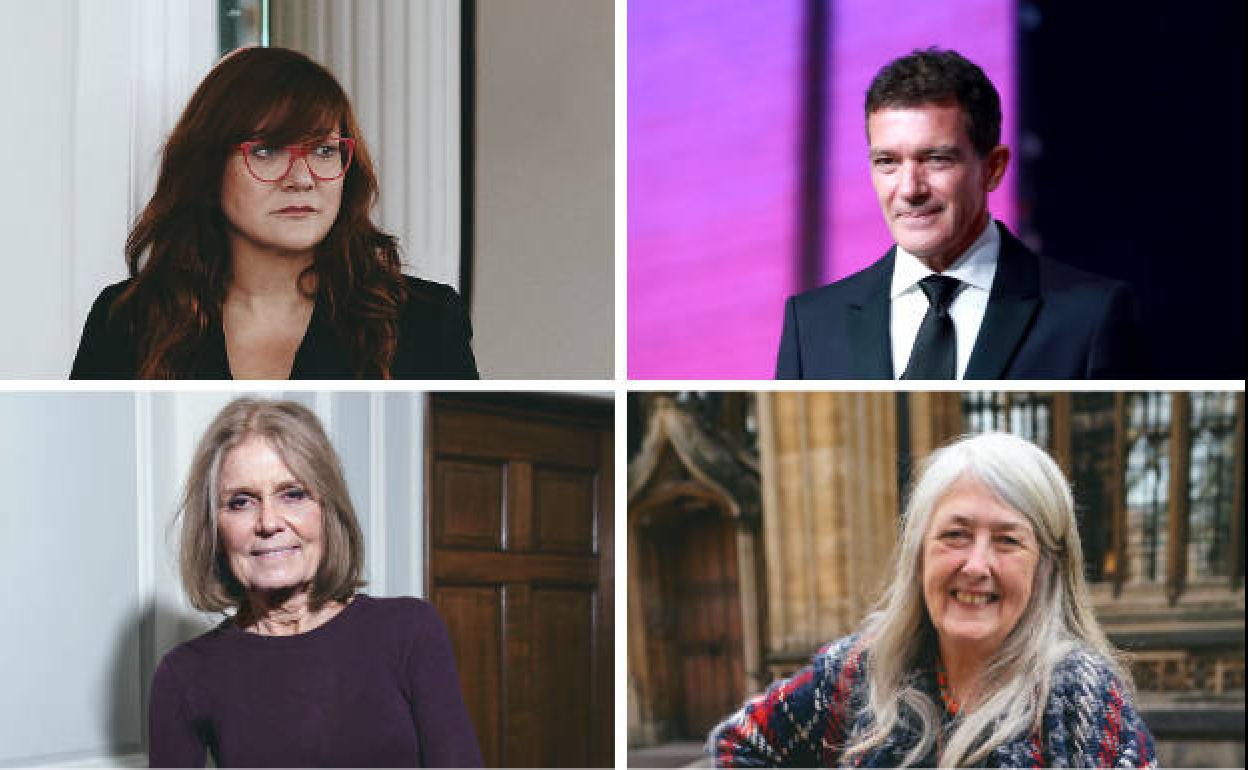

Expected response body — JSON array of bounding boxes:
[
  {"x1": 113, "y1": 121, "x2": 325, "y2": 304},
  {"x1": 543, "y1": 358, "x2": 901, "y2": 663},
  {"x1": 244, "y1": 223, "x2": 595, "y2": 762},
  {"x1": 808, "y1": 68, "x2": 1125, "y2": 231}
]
[
  {"x1": 534, "y1": 465, "x2": 598, "y2": 554},
  {"x1": 532, "y1": 587, "x2": 596, "y2": 767},
  {"x1": 428, "y1": 395, "x2": 612, "y2": 768},
  {"x1": 432, "y1": 458, "x2": 505, "y2": 549},
  {"x1": 674, "y1": 517, "x2": 745, "y2": 737},
  {"x1": 433, "y1": 584, "x2": 503, "y2": 768},
  {"x1": 431, "y1": 408, "x2": 600, "y2": 468}
]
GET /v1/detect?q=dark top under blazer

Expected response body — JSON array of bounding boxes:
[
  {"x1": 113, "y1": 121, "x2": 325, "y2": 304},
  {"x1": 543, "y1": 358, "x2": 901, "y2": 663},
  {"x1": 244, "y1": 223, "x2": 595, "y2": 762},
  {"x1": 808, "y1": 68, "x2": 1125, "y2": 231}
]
[
  {"x1": 70, "y1": 275, "x2": 479, "y2": 379},
  {"x1": 775, "y1": 221, "x2": 1145, "y2": 379}
]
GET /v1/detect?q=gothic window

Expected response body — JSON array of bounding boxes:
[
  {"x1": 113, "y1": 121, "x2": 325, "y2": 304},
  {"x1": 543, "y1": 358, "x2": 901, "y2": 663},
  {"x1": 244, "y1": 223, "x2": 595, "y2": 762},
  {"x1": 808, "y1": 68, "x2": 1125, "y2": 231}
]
[
  {"x1": 961, "y1": 392, "x2": 1052, "y2": 449},
  {"x1": 956, "y1": 391, "x2": 1243, "y2": 594},
  {"x1": 1125, "y1": 393, "x2": 1171, "y2": 583},
  {"x1": 1187, "y1": 392, "x2": 1240, "y2": 580}
]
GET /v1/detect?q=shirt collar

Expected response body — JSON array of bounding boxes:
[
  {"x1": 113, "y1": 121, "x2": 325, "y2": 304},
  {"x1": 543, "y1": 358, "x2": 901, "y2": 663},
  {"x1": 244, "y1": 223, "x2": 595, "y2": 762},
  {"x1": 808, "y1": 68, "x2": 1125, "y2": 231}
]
[{"x1": 890, "y1": 217, "x2": 1000, "y2": 299}]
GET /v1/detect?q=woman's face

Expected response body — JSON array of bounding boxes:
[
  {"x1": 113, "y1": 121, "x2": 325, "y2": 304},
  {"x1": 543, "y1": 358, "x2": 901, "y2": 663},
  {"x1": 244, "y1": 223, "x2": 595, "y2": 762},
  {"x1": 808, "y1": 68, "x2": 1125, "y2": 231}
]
[
  {"x1": 219, "y1": 134, "x2": 345, "y2": 258},
  {"x1": 921, "y1": 475, "x2": 1040, "y2": 660},
  {"x1": 217, "y1": 435, "x2": 325, "y2": 595}
]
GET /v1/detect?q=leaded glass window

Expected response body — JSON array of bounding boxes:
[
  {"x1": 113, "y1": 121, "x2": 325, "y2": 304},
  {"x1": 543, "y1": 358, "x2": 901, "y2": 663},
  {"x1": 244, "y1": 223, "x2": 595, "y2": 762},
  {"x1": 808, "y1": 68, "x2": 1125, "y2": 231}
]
[
  {"x1": 1187, "y1": 392, "x2": 1239, "y2": 580},
  {"x1": 1125, "y1": 393, "x2": 1170, "y2": 583},
  {"x1": 1070, "y1": 393, "x2": 1116, "y2": 582},
  {"x1": 961, "y1": 392, "x2": 1052, "y2": 449}
]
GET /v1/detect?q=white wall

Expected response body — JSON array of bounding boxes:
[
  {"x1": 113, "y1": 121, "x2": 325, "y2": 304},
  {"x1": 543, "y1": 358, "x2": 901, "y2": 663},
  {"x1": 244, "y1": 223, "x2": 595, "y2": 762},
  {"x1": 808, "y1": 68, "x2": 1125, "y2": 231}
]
[
  {"x1": 0, "y1": 391, "x2": 428, "y2": 766},
  {"x1": 0, "y1": 0, "x2": 217, "y2": 378},
  {"x1": 471, "y1": 0, "x2": 615, "y2": 378}
]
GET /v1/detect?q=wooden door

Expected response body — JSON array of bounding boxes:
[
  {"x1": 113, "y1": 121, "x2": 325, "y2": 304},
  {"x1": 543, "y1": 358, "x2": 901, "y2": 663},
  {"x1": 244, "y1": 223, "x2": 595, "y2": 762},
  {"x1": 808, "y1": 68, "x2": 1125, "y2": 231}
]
[
  {"x1": 648, "y1": 514, "x2": 743, "y2": 733},
  {"x1": 659, "y1": 514, "x2": 745, "y2": 738},
  {"x1": 427, "y1": 394, "x2": 613, "y2": 768}
]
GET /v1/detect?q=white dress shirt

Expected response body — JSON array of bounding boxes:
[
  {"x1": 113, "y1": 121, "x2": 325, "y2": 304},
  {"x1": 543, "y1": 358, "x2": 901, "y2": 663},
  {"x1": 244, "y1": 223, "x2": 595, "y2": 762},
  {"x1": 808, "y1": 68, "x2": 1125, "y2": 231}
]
[{"x1": 890, "y1": 218, "x2": 999, "y2": 379}]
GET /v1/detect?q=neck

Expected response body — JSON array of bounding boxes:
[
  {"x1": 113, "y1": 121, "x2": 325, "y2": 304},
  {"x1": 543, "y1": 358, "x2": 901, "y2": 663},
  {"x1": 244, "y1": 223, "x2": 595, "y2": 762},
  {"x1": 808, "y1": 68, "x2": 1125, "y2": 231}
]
[
  {"x1": 226, "y1": 236, "x2": 317, "y2": 309},
  {"x1": 920, "y1": 209, "x2": 991, "y2": 274},
  {"x1": 938, "y1": 641, "x2": 988, "y2": 709},
  {"x1": 239, "y1": 586, "x2": 342, "y2": 636}
]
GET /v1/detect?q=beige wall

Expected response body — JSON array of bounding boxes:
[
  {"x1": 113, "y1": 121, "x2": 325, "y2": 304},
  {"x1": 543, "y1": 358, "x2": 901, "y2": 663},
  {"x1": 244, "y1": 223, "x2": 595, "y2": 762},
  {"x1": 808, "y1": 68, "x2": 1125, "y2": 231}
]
[{"x1": 472, "y1": 0, "x2": 614, "y2": 378}]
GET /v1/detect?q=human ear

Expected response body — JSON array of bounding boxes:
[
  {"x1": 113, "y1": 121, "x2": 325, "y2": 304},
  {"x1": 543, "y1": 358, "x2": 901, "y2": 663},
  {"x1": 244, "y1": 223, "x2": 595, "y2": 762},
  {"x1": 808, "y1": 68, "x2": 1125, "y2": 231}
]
[{"x1": 984, "y1": 145, "x2": 1010, "y2": 191}]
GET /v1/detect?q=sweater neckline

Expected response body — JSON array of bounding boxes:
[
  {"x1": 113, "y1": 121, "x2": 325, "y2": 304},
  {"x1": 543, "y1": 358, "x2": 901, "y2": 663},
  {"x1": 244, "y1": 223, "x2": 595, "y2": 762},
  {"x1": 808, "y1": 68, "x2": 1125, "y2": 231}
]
[{"x1": 220, "y1": 592, "x2": 368, "y2": 645}]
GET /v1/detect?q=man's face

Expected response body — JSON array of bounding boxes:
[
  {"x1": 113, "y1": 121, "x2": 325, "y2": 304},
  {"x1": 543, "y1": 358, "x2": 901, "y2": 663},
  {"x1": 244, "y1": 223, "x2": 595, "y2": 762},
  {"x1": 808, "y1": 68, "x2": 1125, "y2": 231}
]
[{"x1": 868, "y1": 104, "x2": 1008, "y2": 271}]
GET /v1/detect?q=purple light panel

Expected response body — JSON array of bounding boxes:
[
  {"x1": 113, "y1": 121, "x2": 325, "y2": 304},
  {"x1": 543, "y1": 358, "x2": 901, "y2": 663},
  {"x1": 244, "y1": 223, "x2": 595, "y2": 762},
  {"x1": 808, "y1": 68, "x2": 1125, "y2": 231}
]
[
  {"x1": 628, "y1": 1, "x2": 805, "y2": 379},
  {"x1": 628, "y1": 0, "x2": 1015, "y2": 378}
]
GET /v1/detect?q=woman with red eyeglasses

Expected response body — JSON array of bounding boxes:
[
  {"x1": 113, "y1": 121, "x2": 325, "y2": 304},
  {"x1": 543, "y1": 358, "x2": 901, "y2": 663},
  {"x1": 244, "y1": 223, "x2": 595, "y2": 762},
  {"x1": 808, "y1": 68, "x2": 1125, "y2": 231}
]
[{"x1": 71, "y1": 47, "x2": 477, "y2": 379}]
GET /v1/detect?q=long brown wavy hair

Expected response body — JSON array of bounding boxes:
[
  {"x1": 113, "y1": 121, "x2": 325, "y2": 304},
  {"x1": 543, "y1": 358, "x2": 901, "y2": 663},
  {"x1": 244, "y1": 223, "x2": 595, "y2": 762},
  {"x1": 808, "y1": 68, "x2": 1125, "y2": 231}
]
[{"x1": 115, "y1": 46, "x2": 407, "y2": 378}]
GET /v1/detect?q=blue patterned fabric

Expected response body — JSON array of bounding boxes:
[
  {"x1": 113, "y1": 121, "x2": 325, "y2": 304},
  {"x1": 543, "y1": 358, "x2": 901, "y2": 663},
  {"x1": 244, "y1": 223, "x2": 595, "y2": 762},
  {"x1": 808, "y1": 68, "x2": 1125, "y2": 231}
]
[{"x1": 708, "y1": 634, "x2": 1158, "y2": 767}]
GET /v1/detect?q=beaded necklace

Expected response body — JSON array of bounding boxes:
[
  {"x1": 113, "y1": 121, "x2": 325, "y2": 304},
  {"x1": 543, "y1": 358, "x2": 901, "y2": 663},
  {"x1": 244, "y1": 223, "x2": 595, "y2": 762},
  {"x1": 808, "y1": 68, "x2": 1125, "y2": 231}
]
[{"x1": 935, "y1": 658, "x2": 961, "y2": 716}]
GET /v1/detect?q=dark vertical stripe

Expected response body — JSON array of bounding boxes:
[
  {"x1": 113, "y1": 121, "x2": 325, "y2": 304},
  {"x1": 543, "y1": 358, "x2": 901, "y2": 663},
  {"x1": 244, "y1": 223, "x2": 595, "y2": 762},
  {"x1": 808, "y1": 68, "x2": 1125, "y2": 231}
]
[
  {"x1": 459, "y1": 0, "x2": 477, "y2": 309},
  {"x1": 896, "y1": 393, "x2": 912, "y2": 515},
  {"x1": 1016, "y1": 1, "x2": 1038, "y2": 245},
  {"x1": 796, "y1": 0, "x2": 830, "y2": 292}
]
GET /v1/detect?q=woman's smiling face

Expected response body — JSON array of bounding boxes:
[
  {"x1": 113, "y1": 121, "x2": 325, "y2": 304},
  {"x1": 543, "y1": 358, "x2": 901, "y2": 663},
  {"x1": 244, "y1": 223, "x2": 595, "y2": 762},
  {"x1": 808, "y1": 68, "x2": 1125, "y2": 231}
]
[
  {"x1": 216, "y1": 435, "x2": 325, "y2": 595},
  {"x1": 921, "y1": 474, "x2": 1039, "y2": 658}
]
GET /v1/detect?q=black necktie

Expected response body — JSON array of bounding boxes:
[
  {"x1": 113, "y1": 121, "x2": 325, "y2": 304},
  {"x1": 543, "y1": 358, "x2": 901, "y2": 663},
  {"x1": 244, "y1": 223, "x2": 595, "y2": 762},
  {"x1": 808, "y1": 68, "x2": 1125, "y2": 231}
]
[{"x1": 902, "y1": 274, "x2": 961, "y2": 379}]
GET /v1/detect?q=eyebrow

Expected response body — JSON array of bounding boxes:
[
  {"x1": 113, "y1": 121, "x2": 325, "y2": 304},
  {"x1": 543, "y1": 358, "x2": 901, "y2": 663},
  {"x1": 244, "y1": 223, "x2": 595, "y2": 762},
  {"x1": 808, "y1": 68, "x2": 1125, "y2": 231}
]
[
  {"x1": 870, "y1": 145, "x2": 963, "y2": 159},
  {"x1": 219, "y1": 479, "x2": 304, "y2": 498},
  {"x1": 943, "y1": 513, "x2": 1028, "y2": 533}
]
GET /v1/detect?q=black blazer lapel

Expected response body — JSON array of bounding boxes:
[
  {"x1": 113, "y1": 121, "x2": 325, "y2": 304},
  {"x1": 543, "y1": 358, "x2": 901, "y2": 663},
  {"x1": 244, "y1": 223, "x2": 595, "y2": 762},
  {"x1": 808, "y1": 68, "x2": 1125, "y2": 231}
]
[
  {"x1": 964, "y1": 222, "x2": 1041, "y2": 379},
  {"x1": 847, "y1": 250, "x2": 895, "y2": 378}
]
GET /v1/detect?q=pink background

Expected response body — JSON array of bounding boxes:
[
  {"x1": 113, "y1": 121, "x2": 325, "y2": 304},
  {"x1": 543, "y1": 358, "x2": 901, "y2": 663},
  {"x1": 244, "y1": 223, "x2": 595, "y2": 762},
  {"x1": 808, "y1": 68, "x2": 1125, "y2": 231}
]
[{"x1": 628, "y1": 0, "x2": 1016, "y2": 378}]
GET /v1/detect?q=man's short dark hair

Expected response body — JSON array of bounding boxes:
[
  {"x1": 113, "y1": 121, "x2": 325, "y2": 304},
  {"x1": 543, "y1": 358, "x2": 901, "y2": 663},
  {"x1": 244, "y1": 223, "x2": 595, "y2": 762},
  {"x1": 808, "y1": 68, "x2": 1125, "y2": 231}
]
[{"x1": 865, "y1": 48, "x2": 1002, "y2": 158}]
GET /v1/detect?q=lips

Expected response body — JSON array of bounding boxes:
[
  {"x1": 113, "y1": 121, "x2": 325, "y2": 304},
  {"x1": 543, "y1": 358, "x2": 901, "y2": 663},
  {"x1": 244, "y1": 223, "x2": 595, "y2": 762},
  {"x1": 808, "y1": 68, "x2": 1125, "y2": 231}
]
[
  {"x1": 252, "y1": 545, "x2": 300, "y2": 559},
  {"x1": 275, "y1": 206, "x2": 317, "y2": 215},
  {"x1": 950, "y1": 589, "x2": 999, "y2": 606},
  {"x1": 898, "y1": 208, "x2": 940, "y2": 220}
]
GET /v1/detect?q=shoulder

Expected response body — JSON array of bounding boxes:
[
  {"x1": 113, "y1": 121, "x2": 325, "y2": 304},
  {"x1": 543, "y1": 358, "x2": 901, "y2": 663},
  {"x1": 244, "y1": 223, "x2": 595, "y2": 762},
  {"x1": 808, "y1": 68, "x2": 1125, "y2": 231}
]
[
  {"x1": 356, "y1": 595, "x2": 453, "y2": 647},
  {"x1": 400, "y1": 274, "x2": 466, "y2": 310},
  {"x1": 1050, "y1": 644, "x2": 1123, "y2": 687},
  {"x1": 356, "y1": 593, "x2": 445, "y2": 624},
  {"x1": 391, "y1": 276, "x2": 479, "y2": 378},
  {"x1": 813, "y1": 633, "x2": 869, "y2": 671},
  {"x1": 787, "y1": 257, "x2": 891, "y2": 312},
  {"x1": 95, "y1": 277, "x2": 133, "y2": 304},
  {"x1": 1046, "y1": 645, "x2": 1138, "y2": 715},
  {"x1": 151, "y1": 622, "x2": 233, "y2": 684},
  {"x1": 1044, "y1": 645, "x2": 1156, "y2": 767},
  {"x1": 83, "y1": 277, "x2": 136, "y2": 324}
]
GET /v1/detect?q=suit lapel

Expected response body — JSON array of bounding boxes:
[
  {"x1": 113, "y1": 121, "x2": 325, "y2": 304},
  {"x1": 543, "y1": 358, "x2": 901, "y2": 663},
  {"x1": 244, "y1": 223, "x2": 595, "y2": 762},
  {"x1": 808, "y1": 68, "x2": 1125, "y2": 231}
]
[
  {"x1": 847, "y1": 250, "x2": 895, "y2": 378},
  {"x1": 964, "y1": 222, "x2": 1041, "y2": 379}
]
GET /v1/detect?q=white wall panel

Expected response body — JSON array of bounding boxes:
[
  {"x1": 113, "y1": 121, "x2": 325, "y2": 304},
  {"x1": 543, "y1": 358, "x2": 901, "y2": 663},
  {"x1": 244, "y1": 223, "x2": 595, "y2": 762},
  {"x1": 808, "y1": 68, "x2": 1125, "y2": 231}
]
[
  {"x1": 0, "y1": 391, "x2": 427, "y2": 765},
  {"x1": 0, "y1": 394, "x2": 140, "y2": 764},
  {"x1": 0, "y1": 0, "x2": 217, "y2": 377},
  {"x1": 272, "y1": 0, "x2": 462, "y2": 288},
  {"x1": 471, "y1": 0, "x2": 615, "y2": 377}
]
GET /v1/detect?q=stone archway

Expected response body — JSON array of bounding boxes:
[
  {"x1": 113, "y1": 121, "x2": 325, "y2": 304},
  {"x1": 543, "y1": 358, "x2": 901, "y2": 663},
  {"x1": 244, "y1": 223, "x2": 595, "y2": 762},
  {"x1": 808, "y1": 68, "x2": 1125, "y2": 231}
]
[{"x1": 628, "y1": 396, "x2": 762, "y2": 745}]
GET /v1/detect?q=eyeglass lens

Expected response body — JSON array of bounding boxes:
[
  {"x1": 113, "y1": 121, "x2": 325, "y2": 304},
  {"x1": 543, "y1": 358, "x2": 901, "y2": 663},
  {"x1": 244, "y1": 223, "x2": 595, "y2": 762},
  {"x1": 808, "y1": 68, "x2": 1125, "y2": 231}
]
[{"x1": 244, "y1": 140, "x2": 351, "y2": 181}]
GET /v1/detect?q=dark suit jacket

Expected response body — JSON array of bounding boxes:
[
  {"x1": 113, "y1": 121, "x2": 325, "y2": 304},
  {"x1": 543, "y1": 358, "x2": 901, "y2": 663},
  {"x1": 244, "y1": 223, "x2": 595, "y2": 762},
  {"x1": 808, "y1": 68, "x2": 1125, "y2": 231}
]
[
  {"x1": 775, "y1": 221, "x2": 1144, "y2": 379},
  {"x1": 70, "y1": 275, "x2": 479, "y2": 379}
]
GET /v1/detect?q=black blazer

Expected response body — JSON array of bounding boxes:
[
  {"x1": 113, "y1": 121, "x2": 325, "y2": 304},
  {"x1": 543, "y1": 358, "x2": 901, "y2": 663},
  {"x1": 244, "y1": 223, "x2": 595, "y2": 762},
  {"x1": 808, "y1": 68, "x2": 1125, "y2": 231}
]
[
  {"x1": 775, "y1": 221, "x2": 1145, "y2": 379},
  {"x1": 70, "y1": 275, "x2": 479, "y2": 379}
]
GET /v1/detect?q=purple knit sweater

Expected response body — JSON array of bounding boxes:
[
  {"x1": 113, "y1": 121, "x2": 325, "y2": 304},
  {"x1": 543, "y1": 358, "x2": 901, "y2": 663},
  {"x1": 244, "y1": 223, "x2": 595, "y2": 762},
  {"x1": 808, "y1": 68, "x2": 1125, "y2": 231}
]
[{"x1": 148, "y1": 594, "x2": 483, "y2": 767}]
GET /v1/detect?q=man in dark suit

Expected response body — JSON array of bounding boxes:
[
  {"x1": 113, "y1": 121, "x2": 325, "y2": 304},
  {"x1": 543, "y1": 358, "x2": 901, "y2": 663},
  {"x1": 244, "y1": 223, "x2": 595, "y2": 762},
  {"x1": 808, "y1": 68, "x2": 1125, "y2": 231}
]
[{"x1": 775, "y1": 48, "x2": 1143, "y2": 379}]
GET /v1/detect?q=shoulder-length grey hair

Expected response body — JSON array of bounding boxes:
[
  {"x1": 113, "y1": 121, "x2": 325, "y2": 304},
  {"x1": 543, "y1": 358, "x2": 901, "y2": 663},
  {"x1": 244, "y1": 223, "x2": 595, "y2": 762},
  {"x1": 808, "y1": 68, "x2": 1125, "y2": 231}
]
[
  {"x1": 177, "y1": 397, "x2": 365, "y2": 613},
  {"x1": 843, "y1": 431, "x2": 1132, "y2": 768}
]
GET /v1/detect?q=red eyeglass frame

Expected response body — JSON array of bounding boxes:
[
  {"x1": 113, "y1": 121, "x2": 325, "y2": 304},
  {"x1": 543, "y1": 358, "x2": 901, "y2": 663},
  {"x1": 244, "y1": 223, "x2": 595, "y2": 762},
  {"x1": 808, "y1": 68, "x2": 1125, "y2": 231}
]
[{"x1": 235, "y1": 137, "x2": 356, "y2": 183}]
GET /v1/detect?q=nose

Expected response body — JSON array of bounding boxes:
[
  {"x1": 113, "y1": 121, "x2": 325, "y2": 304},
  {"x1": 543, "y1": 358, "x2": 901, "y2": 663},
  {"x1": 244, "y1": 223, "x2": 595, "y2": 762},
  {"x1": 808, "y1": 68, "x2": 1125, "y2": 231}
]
[
  {"x1": 255, "y1": 497, "x2": 286, "y2": 535},
  {"x1": 898, "y1": 161, "x2": 929, "y2": 203},
  {"x1": 960, "y1": 534, "x2": 995, "y2": 578},
  {"x1": 280, "y1": 153, "x2": 315, "y2": 190}
]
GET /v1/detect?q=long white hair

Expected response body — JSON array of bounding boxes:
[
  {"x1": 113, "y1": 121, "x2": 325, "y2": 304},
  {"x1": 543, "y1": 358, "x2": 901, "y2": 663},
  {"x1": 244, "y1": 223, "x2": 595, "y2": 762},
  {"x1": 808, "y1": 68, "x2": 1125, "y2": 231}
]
[{"x1": 841, "y1": 432, "x2": 1132, "y2": 767}]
